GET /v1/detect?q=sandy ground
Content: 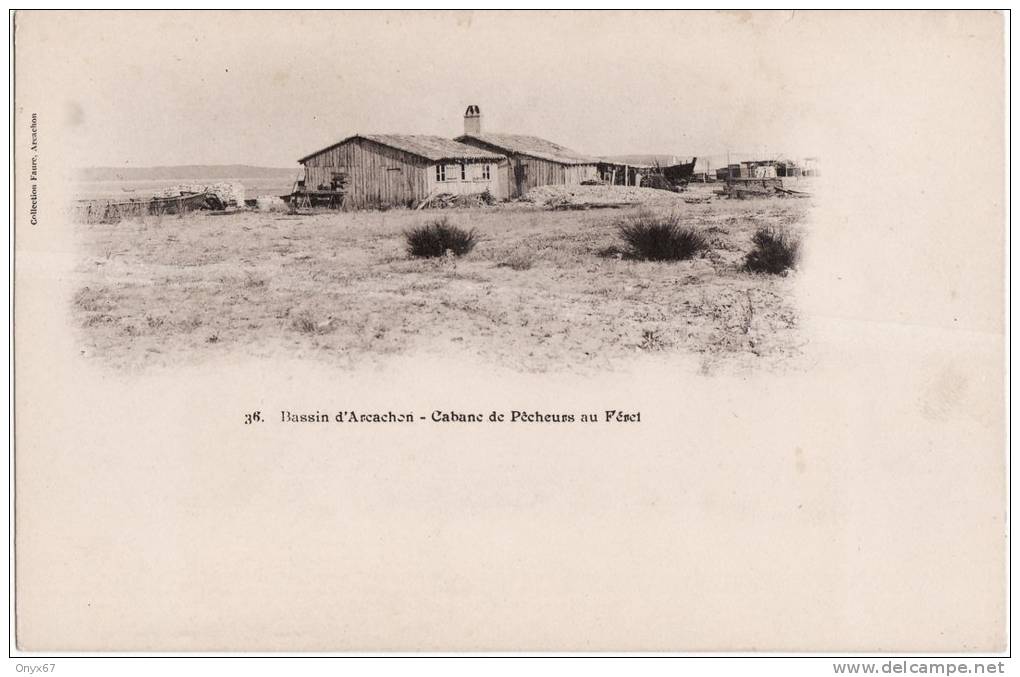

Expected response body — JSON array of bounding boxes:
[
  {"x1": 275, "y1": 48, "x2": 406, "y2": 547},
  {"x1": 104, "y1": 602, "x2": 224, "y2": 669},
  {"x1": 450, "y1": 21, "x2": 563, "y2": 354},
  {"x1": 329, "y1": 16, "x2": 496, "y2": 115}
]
[{"x1": 71, "y1": 185, "x2": 810, "y2": 374}]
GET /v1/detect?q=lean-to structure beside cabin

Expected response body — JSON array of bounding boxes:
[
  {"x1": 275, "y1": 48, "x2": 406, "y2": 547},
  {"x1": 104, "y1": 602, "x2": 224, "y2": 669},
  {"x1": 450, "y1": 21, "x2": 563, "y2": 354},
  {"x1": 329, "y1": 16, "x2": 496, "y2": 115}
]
[{"x1": 297, "y1": 134, "x2": 508, "y2": 210}]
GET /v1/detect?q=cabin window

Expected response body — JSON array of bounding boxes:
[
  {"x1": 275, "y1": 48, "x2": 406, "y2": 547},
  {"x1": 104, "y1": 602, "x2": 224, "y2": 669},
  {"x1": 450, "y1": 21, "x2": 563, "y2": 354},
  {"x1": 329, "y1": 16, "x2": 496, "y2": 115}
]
[
  {"x1": 482, "y1": 164, "x2": 491, "y2": 180},
  {"x1": 436, "y1": 165, "x2": 446, "y2": 182}
]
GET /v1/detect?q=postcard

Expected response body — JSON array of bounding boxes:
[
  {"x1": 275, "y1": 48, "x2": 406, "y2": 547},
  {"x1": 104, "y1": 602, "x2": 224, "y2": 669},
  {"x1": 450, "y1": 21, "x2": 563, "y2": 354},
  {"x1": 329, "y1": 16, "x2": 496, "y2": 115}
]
[{"x1": 11, "y1": 10, "x2": 1007, "y2": 651}]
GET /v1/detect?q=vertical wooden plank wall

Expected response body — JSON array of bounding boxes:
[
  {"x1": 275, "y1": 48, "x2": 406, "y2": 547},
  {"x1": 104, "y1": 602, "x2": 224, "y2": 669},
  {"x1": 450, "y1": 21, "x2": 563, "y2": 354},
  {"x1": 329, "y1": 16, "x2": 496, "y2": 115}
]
[{"x1": 302, "y1": 139, "x2": 429, "y2": 209}]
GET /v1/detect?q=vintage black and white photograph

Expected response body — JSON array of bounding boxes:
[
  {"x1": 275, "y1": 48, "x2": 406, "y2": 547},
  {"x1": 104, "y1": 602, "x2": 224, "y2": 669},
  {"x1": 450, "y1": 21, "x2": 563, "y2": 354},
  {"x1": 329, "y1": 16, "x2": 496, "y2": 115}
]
[
  {"x1": 74, "y1": 124, "x2": 811, "y2": 374},
  {"x1": 61, "y1": 13, "x2": 823, "y2": 374},
  {"x1": 11, "y1": 9, "x2": 1008, "y2": 658}
]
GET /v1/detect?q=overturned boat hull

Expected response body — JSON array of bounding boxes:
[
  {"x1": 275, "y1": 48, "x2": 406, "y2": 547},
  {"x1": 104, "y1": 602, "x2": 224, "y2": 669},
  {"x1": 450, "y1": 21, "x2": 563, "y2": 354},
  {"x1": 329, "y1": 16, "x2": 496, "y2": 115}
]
[{"x1": 661, "y1": 158, "x2": 697, "y2": 185}]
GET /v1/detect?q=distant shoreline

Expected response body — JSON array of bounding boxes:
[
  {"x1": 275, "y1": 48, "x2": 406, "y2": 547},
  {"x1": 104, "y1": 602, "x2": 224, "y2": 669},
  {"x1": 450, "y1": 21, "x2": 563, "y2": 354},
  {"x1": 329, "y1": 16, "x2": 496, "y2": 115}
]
[
  {"x1": 77, "y1": 164, "x2": 302, "y2": 182},
  {"x1": 74, "y1": 174, "x2": 300, "y2": 201}
]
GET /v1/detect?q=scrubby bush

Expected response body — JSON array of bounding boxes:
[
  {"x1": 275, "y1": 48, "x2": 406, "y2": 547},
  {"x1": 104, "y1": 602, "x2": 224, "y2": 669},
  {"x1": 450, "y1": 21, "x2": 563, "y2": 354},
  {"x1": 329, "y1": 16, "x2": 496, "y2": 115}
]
[
  {"x1": 618, "y1": 212, "x2": 709, "y2": 261},
  {"x1": 405, "y1": 218, "x2": 478, "y2": 258},
  {"x1": 744, "y1": 226, "x2": 800, "y2": 274}
]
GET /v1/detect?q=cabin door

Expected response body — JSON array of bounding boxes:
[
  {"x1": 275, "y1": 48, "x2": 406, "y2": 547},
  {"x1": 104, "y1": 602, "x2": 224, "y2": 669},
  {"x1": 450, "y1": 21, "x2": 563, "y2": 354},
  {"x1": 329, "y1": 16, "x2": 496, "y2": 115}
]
[{"x1": 514, "y1": 162, "x2": 528, "y2": 197}]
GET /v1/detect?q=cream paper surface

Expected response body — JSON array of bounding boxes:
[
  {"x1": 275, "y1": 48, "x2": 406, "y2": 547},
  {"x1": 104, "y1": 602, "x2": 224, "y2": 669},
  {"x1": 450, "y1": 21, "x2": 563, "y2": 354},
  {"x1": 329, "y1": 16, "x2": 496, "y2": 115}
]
[{"x1": 13, "y1": 10, "x2": 1006, "y2": 651}]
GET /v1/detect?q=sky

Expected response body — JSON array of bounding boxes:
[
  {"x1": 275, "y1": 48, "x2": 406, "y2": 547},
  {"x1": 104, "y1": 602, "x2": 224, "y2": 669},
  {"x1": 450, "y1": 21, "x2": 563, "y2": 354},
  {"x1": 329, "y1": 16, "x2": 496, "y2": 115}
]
[{"x1": 14, "y1": 10, "x2": 990, "y2": 169}]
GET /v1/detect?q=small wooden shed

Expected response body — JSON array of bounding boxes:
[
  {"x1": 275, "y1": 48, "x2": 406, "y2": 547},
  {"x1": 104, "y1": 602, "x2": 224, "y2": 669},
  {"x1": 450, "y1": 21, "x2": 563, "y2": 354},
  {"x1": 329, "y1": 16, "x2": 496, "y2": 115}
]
[{"x1": 298, "y1": 134, "x2": 508, "y2": 210}]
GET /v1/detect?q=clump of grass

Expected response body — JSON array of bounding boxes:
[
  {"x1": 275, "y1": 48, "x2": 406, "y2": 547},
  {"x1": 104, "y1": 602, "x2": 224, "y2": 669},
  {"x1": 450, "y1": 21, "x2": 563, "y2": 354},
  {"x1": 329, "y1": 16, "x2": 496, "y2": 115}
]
[
  {"x1": 73, "y1": 286, "x2": 107, "y2": 312},
  {"x1": 638, "y1": 328, "x2": 670, "y2": 351},
  {"x1": 290, "y1": 314, "x2": 318, "y2": 334},
  {"x1": 82, "y1": 314, "x2": 114, "y2": 328},
  {"x1": 596, "y1": 244, "x2": 626, "y2": 259},
  {"x1": 243, "y1": 271, "x2": 267, "y2": 289},
  {"x1": 290, "y1": 311, "x2": 336, "y2": 335},
  {"x1": 405, "y1": 218, "x2": 477, "y2": 258},
  {"x1": 744, "y1": 226, "x2": 800, "y2": 274},
  {"x1": 176, "y1": 317, "x2": 203, "y2": 333},
  {"x1": 496, "y1": 248, "x2": 534, "y2": 271},
  {"x1": 618, "y1": 212, "x2": 709, "y2": 261}
]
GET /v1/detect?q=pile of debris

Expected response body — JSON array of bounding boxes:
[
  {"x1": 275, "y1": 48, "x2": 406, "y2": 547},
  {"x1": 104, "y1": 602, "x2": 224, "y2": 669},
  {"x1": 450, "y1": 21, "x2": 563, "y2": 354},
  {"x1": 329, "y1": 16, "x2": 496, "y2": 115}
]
[
  {"x1": 523, "y1": 184, "x2": 688, "y2": 210},
  {"x1": 417, "y1": 190, "x2": 497, "y2": 210},
  {"x1": 718, "y1": 178, "x2": 811, "y2": 200},
  {"x1": 255, "y1": 196, "x2": 290, "y2": 212},
  {"x1": 74, "y1": 192, "x2": 224, "y2": 223},
  {"x1": 156, "y1": 181, "x2": 247, "y2": 208},
  {"x1": 638, "y1": 174, "x2": 680, "y2": 192}
]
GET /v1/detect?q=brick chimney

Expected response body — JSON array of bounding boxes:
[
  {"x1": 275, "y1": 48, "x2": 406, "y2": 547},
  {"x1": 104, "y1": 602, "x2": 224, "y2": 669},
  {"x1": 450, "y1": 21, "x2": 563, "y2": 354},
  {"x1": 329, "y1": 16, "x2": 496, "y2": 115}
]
[{"x1": 463, "y1": 105, "x2": 482, "y2": 136}]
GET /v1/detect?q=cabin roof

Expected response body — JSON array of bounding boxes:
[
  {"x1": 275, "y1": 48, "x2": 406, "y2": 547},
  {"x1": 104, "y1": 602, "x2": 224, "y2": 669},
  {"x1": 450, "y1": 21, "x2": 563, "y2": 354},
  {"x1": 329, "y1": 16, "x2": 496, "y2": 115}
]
[
  {"x1": 299, "y1": 134, "x2": 504, "y2": 164},
  {"x1": 456, "y1": 133, "x2": 598, "y2": 165}
]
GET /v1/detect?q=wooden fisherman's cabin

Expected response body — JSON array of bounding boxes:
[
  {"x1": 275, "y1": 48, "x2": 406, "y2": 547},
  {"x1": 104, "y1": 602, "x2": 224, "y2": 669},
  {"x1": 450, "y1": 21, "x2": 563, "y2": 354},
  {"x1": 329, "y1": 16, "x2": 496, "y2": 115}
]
[{"x1": 296, "y1": 134, "x2": 508, "y2": 210}]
